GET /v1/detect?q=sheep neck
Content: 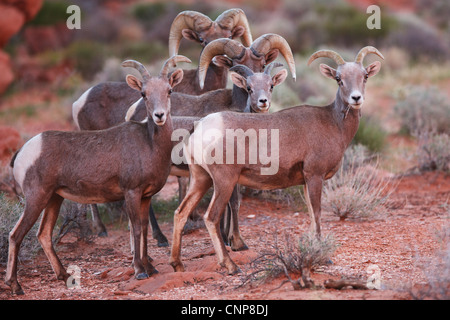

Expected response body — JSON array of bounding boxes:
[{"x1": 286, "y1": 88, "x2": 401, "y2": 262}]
[
  {"x1": 333, "y1": 89, "x2": 361, "y2": 149},
  {"x1": 230, "y1": 85, "x2": 248, "y2": 111}
]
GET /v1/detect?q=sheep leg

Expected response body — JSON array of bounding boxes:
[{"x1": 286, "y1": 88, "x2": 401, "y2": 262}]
[
  {"x1": 124, "y1": 190, "x2": 148, "y2": 280},
  {"x1": 5, "y1": 192, "x2": 51, "y2": 295},
  {"x1": 226, "y1": 185, "x2": 248, "y2": 251},
  {"x1": 139, "y1": 197, "x2": 157, "y2": 275},
  {"x1": 170, "y1": 165, "x2": 212, "y2": 272},
  {"x1": 204, "y1": 180, "x2": 240, "y2": 275},
  {"x1": 148, "y1": 204, "x2": 169, "y2": 247},
  {"x1": 90, "y1": 204, "x2": 108, "y2": 237},
  {"x1": 304, "y1": 176, "x2": 323, "y2": 237},
  {"x1": 37, "y1": 194, "x2": 69, "y2": 284}
]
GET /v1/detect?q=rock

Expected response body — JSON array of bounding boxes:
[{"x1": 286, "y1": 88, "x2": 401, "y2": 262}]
[
  {"x1": 0, "y1": 125, "x2": 22, "y2": 164},
  {"x1": 0, "y1": 51, "x2": 14, "y2": 94},
  {"x1": 0, "y1": 0, "x2": 43, "y2": 93},
  {"x1": 0, "y1": 4, "x2": 25, "y2": 47}
]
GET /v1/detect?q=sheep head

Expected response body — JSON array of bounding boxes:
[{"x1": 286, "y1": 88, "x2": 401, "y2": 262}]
[
  {"x1": 308, "y1": 46, "x2": 384, "y2": 110},
  {"x1": 122, "y1": 56, "x2": 191, "y2": 126}
]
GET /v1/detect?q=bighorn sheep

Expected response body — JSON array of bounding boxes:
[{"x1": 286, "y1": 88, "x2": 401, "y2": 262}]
[
  {"x1": 72, "y1": 8, "x2": 253, "y2": 131},
  {"x1": 128, "y1": 62, "x2": 289, "y2": 251},
  {"x1": 5, "y1": 56, "x2": 190, "y2": 295},
  {"x1": 169, "y1": 46, "x2": 384, "y2": 275},
  {"x1": 73, "y1": 33, "x2": 297, "y2": 249}
]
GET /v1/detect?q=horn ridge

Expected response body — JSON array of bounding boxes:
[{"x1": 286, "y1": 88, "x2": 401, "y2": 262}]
[
  {"x1": 198, "y1": 38, "x2": 246, "y2": 89},
  {"x1": 215, "y1": 8, "x2": 253, "y2": 47},
  {"x1": 229, "y1": 64, "x2": 254, "y2": 78},
  {"x1": 251, "y1": 33, "x2": 296, "y2": 81},
  {"x1": 159, "y1": 55, "x2": 192, "y2": 78},
  {"x1": 121, "y1": 60, "x2": 151, "y2": 81},
  {"x1": 354, "y1": 46, "x2": 384, "y2": 64},
  {"x1": 307, "y1": 50, "x2": 346, "y2": 66},
  {"x1": 168, "y1": 11, "x2": 213, "y2": 57}
]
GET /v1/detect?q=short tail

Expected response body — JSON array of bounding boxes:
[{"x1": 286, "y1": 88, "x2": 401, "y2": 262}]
[{"x1": 10, "y1": 150, "x2": 19, "y2": 168}]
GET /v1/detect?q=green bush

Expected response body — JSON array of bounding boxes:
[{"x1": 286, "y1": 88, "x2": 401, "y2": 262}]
[
  {"x1": 353, "y1": 117, "x2": 387, "y2": 153},
  {"x1": 65, "y1": 41, "x2": 108, "y2": 80},
  {"x1": 393, "y1": 86, "x2": 450, "y2": 135},
  {"x1": 0, "y1": 194, "x2": 40, "y2": 264},
  {"x1": 323, "y1": 145, "x2": 395, "y2": 220},
  {"x1": 417, "y1": 132, "x2": 450, "y2": 172},
  {"x1": 29, "y1": 0, "x2": 71, "y2": 26}
]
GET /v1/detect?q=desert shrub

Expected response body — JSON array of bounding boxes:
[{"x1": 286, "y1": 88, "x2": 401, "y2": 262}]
[
  {"x1": 353, "y1": 117, "x2": 387, "y2": 153},
  {"x1": 65, "y1": 40, "x2": 108, "y2": 80},
  {"x1": 417, "y1": 0, "x2": 450, "y2": 32},
  {"x1": 416, "y1": 132, "x2": 450, "y2": 172},
  {"x1": 386, "y1": 14, "x2": 449, "y2": 61},
  {"x1": 294, "y1": 0, "x2": 396, "y2": 50},
  {"x1": 0, "y1": 193, "x2": 40, "y2": 264},
  {"x1": 393, "y1": 86, "x2": 450, "y2": 135},
  {"x1": 323, "y1": 144, "x2": 394, "y2": 220},
  {"x1": 29, "y1": 0, "x2": 71, "y2": 26},
  {"x1": 409, "y1": 213, "x2": 449, "y2": 300},
  {"x1": 243, "y1": 230, "x2": 337, "y2": 289},
  {"x1": 53, "y1": 201, "x2": 96, "y2": 244}
]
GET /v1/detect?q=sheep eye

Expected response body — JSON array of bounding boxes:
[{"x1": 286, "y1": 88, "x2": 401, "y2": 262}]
[
  {"x1": 364, "y1": 73, "x2": 369, "y2": 80},
  {"x1": 141, "y1": 92, "x2": 146, "y2": 98},
  {"x1": 335, "y1": 76, "x2": 341, "y2": 83},
  {"x1": 246, "y1": 86, "x2": 252, "y2": 92},
  {"x1": 168, "y1": 89, "x2": 173, "y2": 96},
  {"x1": 270, "y1": 84, "x2": 274, "y2": 91}
]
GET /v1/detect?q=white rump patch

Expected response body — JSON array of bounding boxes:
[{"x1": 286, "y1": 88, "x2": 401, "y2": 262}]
[
  {"x1": 13, "y1": 134, "x2": 43, "y2": 191},
  {"x1": 125, "y1": 98, "x2": 143, "y2": 122},
  {"x1": 72, "y1": 87, "x2": 92, "y2": 129}
]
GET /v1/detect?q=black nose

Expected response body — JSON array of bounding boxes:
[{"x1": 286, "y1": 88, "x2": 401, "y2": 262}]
[
  {"x1": 154, "y1": 112, "x2": 165, "y2": 120},
  {"x1": 259, "y1": 99, "x2": 267, "y2": 104},
  {"x1": 351, "y1": 95, "x2": 361, "y2": 102}
]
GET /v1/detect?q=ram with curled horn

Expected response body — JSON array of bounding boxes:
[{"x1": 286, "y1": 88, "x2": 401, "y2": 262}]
[
  {"x1": 169, "y1": 46, "x2": 384, "y2": 277},
  {"x1": 197, "y1": 33, "x2": 297, "y2": 90},
  {"x1": 5, "y1": 56, "x2": 190, "y2": 295}
]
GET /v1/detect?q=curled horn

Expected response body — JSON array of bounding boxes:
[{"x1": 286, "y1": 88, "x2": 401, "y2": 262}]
[
  {"x1": 250, "y1": 34, "x2": 296, "y2": 81},
  {"x1": 159, "y1": 55, "x2": 192, "y2": 79},
  {"x1": 121, "y1": 60, "x2": 151, "y2": 82},
  {"x1": 264, "y1": 62, "x2": 284, "y2": 75},
  {"x1": 168, "y1": 11, "x2": 212, "y2": 57},
  {"x1": 215, "y1": 8, "x2": 253, "y2": 47},
  {"x1": 198, "y1": 38, "x2": 246, "y2": 89},
  {"x1": 307, "y1": 49, "x2": 346, "y2": 66},
  {"x1": 354, "y1": 46, "x2": 384, "y2": 64},
  {"x1": 229, "y1": 64, "x2": 254, "y2": 78}
]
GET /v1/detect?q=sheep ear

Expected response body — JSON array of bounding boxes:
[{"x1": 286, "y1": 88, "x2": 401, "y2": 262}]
[
  {"x1": 272, "y1": 69, "x2": 288, "y2": 87},
  {"x1": 126, "y1": 75, "x2": 143, "y2": 91},
  {"x1": 212, "y1": 55, "x2": 233, "y2": 69},
  {"x1": 182, "y1": 29, "x2": 201, "y2": 43},
  {"x1": 169, "y1": 69, "x2": 184, "y2": 88},
  {"x1": 265, "y1": 49, "x2": 279, "y2": 64},
  {"x1": 230, "y1": 72, "x2": 247, "y2": 89},
  {"x1": 231, "y1": 26, "x2": 245, "y2": 39},
  {"x1": 366, "y1": 61, "x2": 381, "y2": 78},
  {"x1": 319, "y1": 63, "x2": 337, "y2": 80}
]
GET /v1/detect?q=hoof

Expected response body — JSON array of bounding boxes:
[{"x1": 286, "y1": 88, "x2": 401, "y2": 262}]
[
  {"x1": 7, "y1": 281, "x2": 24, "y2": 295},
  {"x1": 170, "y1": 261, "x2": 185, "y2": 272},
  {"x1": 135, "y1": 272, "x2": 149, "y2": 280},
  {"x1": 98, "y1": 231, "x2": 108, "y2": 237},
  {"x1": 154, "y1": 233, "x2": 169, "y2": 247},
  {"x1": 146, "y1": 264, "x2": 159, "y2": 276},
  {"x1": 157, "y1": 240, "x2": 169, "y2": 247},
  {"x1": 231, "y1": 243, "x2": 249, "y2": 252}
]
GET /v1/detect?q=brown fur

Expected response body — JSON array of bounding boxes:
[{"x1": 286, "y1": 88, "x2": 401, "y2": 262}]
[{"x1": 169, "y1": 51, "x2": 382, "y2": 275}]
